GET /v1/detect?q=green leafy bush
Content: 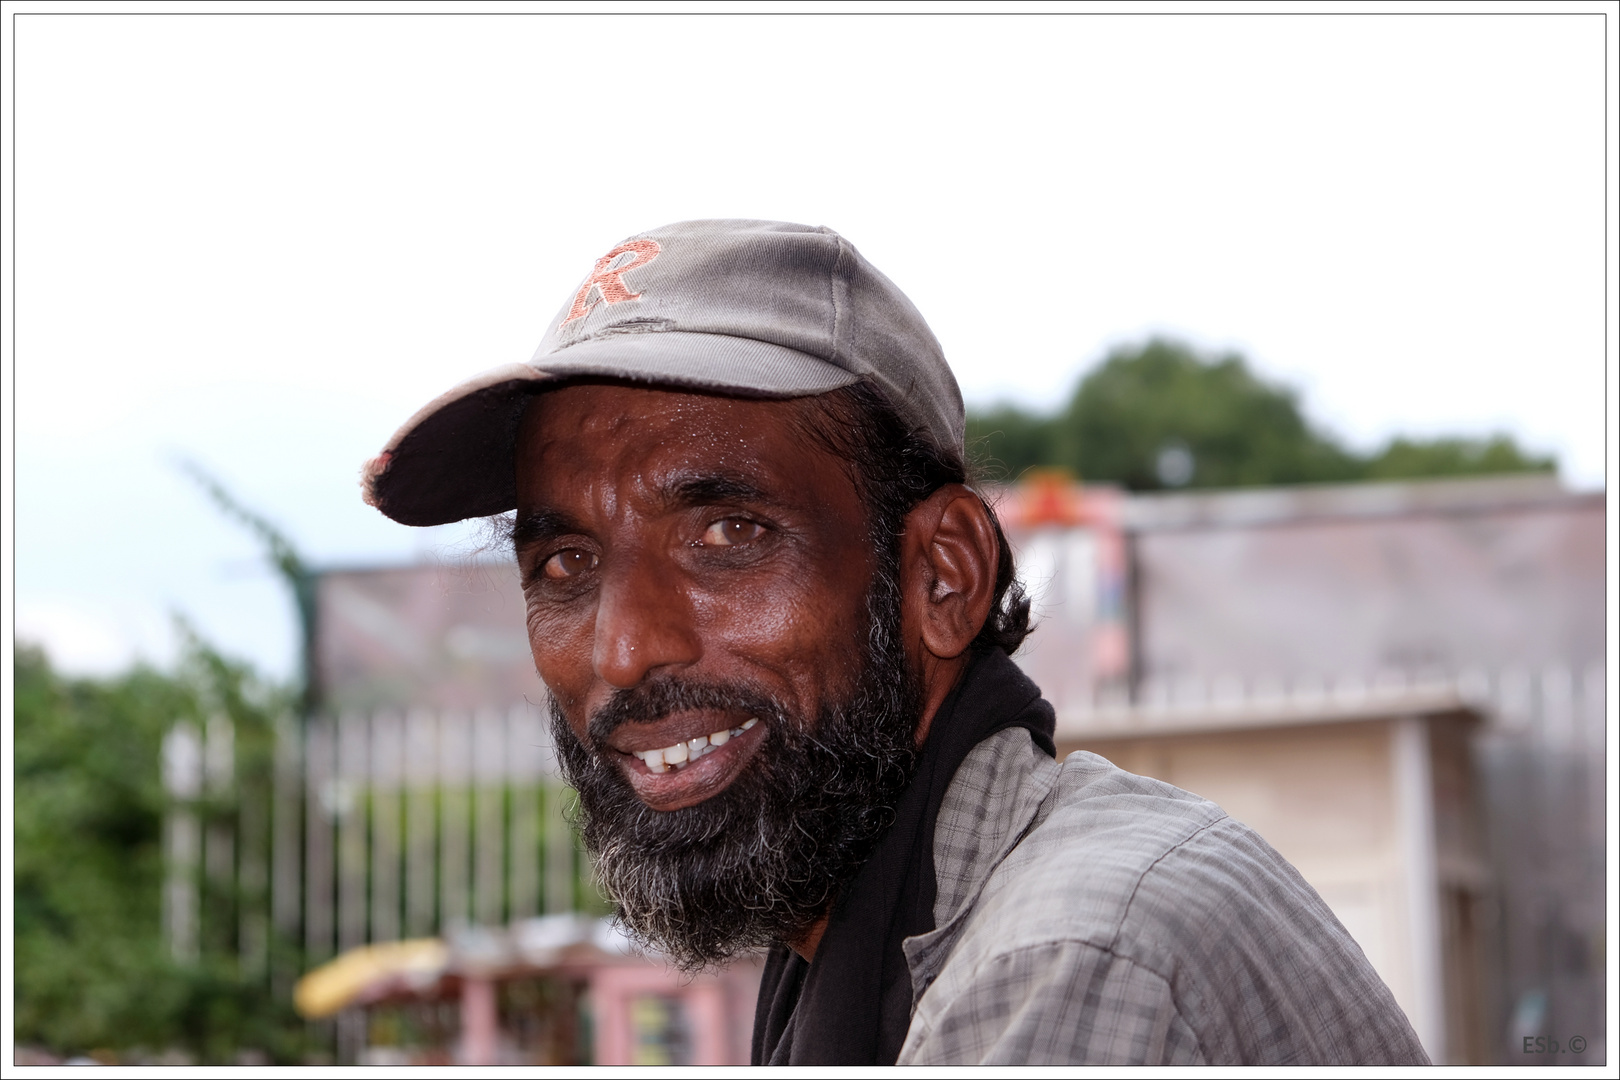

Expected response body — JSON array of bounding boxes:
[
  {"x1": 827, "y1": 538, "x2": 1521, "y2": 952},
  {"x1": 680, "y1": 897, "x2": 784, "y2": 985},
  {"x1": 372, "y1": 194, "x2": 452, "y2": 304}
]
[{"x1": 13, "y1": 639, "x2": 309, "y2": 1063}]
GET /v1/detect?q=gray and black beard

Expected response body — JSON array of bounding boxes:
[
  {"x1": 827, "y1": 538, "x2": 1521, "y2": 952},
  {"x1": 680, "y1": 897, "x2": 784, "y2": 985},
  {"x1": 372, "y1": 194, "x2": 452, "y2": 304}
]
[{"x1": 549, "y1": 565, "x2": 921, "y2": 972}]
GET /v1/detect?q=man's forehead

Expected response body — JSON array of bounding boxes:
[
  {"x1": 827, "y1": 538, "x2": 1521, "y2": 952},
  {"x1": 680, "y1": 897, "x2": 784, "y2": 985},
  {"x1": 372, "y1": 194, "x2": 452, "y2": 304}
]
[
  {"x1": 523, "y1": 380, "x2": 800, "y2": 437},
  {"x1": 515, "y1": 381, "x2": 852, "y2": 510}
]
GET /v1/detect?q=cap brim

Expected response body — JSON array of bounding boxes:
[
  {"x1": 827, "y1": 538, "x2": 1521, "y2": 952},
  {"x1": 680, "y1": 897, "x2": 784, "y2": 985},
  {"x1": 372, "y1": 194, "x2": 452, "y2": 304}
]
[{"x1": 363, "y1": 331, "x2": 863, "y2": 526}]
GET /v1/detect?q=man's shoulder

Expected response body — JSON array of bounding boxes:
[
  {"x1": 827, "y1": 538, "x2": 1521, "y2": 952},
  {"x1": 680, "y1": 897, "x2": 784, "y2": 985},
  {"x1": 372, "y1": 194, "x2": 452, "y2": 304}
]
[
  {"x1": 974, "y1": 750, "x2": 1253, "y2": 951},
  {"x1": 903, "y1": 749, "x2": 1429, "y2": 1064},
  {"x1": 927, "y1": 739, "x2": 1259, "y2": 952},
  {"x1": 1032, "y1": 750, "x2": 1232, "y2": 880},
  {"x1": 975, "y1": 748, "x2": 1409, "y2": 1016}
]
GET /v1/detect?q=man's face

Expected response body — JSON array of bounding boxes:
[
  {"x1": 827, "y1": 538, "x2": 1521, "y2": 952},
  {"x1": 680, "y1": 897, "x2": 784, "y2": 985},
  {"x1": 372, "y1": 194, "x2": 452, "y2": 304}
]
[{"x1": 514, "y1": 382, "x2": 921, "y2": 966}]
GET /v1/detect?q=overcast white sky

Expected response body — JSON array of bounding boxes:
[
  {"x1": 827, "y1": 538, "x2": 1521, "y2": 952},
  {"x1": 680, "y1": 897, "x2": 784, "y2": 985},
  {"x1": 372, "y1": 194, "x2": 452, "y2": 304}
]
[{"x1": 6, "y1": 10, "x2": 1615, "y2": 679}]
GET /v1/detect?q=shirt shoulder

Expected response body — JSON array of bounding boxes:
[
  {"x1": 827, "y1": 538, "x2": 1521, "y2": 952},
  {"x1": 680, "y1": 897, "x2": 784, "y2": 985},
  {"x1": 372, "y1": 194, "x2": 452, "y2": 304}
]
[{"x1": 902, "y1": 750, "x2": 1429, "y2": 1065}]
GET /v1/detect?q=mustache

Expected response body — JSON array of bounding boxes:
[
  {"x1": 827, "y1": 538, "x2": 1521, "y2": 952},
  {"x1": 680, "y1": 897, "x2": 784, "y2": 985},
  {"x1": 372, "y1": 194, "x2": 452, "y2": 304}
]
[{"x1": 586, "y1": 675, "x2": 790, "y2": 747}]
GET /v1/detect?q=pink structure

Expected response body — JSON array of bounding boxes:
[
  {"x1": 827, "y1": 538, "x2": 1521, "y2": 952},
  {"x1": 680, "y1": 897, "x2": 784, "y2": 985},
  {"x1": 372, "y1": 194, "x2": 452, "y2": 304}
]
[
  {"x1": 587, "y1": 958, "x2": 760, "y2": 1066},
  {"x1": 447, "y1": 947, "x2": 760, "y2": 1065},
  {"x1": 314, "y1": 917, "x2": 763, "y2": 1065}
]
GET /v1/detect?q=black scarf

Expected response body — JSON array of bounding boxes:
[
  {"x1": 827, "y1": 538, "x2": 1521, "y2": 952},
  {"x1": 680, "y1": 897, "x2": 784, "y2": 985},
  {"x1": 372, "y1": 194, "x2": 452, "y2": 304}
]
[{"x1": 750, "y1": 646, "x2": 1056, "y2": 1065}]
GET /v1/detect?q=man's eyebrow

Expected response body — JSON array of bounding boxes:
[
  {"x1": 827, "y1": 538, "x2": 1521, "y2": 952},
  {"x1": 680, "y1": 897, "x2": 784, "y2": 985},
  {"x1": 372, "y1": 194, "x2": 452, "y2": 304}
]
[
  {"x1": 658, "y1": 470, "x2": 780, "y2": 510},
  {"x1": 512, "y1": 472, "x2": 783, "y2": 549},
  {"x1": 511, "y1": 508, "x2": 585, "y2": 549}
]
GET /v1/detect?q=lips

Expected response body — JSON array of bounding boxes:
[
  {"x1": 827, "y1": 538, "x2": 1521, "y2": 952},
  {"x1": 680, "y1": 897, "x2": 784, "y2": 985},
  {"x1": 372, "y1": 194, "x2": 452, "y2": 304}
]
[
  {"x1": 606, "y1": 712, "x2": 768, "y2": 812},
  {"x1": 633, "y1": 717, "x2": 759, "y2": 772}
]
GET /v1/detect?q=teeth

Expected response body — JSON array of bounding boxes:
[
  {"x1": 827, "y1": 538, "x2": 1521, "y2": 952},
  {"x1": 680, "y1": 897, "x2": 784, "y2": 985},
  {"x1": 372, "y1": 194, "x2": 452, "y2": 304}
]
[{"x1": 637, "y1": 719, "x2": 760, "y2": 772}]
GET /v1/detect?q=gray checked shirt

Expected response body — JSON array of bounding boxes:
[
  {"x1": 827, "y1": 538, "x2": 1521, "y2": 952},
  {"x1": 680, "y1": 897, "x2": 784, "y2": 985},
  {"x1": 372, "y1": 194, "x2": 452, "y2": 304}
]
[{"x1": 896, "y1": 728, "x2": 1431, "y2": 1065}]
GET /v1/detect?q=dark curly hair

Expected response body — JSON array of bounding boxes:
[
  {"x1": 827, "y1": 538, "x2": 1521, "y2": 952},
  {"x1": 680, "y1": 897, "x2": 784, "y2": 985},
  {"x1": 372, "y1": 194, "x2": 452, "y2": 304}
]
[{"x1": 795, "y1": 380, "x2": 1033, "y2": 655}]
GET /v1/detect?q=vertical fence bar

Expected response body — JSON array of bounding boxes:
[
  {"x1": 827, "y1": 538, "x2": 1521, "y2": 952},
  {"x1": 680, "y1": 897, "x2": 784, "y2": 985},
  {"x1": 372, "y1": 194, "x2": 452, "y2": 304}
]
[
  {"x1": 304, "y1": 718, "x2": 336, "y2": 964},
  {"x1": 163, "y1": 722, "x2": 203, "y2": 963},
  {"x1": 508, "y1": 703, "x2": 543, "y2": 922},
  {"x1": 404, "y1": 709, "x2": 438, "y2": 938},
  {"x1": 271, "y1": 715, "x2": 303, "y2": 995},
  {"x1": 239, "y1": 726, "x2": 269, "y2": 979},
  {"x1": 204, "y1": 713, "x2": 236, "y2": 959},
  {"x1": 370, "y1": 710, "x2": 404, "y2": 944},
  {"x1": 337, "y1": 712, "x2": 370, "y2": 953},
  {"x1": 1580, "y1": 662, "x2": 1606, "y2": 753},
  {"x1": 545, "y1": 779, "x2": 576, "y2": 914},
  {"x1": 473, "y1": 708, "x2": 507, "y2": 927},
  {"x1": 1581, "y1": 661, "x2": 1605, "y2": 887},
  {"x1": 1540, "y1": 665, "x2": 1574, "y2": 748},
  {"x1": 439, "y1": 711, "x2": 472, "y2": 930}
]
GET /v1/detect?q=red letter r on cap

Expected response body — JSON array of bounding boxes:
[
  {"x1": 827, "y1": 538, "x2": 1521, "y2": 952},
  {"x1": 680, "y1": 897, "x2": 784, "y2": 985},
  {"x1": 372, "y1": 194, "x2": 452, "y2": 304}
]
[{"x1": 562, "y1": 239, "x2": 662, "y2": 324}]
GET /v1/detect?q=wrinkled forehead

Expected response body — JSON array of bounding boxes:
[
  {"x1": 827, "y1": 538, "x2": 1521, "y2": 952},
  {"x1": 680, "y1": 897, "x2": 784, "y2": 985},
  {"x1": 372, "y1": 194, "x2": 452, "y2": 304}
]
[
  {"x1": 514, "y1": 381, "x2": 861, "y2": 518},
  {"x1": 521, "y1": 379, "x2": 791, "y2": 439}
]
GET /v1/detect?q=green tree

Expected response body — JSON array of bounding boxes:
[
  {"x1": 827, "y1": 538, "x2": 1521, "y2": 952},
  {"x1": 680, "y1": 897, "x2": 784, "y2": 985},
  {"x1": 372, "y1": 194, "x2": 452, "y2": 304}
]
[
  {"x1": 13, "y1": 638, "x2": 308, "y2": 1063},
  {"x1": 966, "y1": 338, "x2": 1556, "y2": 490},
  {"x1": 965, "y1": 404, "x2": 1057, "y2": 482},
  {"x1": 1056, "y1": 339, "x2": 1360, "y2": 489},
  {"x1": 1362, "y1": 434, "x2": 1555, "y2": 480}
]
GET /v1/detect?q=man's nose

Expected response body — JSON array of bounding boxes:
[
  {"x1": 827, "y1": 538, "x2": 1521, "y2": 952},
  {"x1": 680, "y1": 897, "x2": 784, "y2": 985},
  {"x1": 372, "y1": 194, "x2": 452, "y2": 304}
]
[{"x1": 592, "y1": 551, "x2": 703, "y2": 689}]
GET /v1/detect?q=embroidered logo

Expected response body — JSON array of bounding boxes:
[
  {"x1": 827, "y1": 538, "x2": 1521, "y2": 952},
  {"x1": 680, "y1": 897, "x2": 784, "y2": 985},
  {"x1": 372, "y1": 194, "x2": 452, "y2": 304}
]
[{"x1": 562, "y1": 239, "x2": 662, "y2": 324}]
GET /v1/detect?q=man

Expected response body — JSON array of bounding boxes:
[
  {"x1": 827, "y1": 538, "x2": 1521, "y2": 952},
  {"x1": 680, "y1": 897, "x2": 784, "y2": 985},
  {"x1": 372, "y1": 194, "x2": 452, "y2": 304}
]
[{"x1": 362, "y1": 219, "x2": 1429, "y2": 1065}]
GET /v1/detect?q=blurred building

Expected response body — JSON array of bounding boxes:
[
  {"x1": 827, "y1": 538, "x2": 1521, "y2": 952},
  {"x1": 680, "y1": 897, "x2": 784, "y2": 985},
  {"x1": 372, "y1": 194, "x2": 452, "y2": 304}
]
[
  {"x1": 166, "y1": 472, "x2": 1603, "y2": 1064},
  {"x1": 314, "y1": 559, "x2": 539, "y2": 714},
  {"x1": 998, "y1": 471, "x2": 1601, "y2": 711},
  {"x1": 1001, "y1": 471, "x2": 1604, "y2": 1066}
]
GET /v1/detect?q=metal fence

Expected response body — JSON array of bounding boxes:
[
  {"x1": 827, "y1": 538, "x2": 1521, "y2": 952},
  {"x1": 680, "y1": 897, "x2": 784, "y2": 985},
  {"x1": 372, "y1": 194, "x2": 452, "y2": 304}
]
[
  {"x1": 164, "y1": 702, "x2": 592, "y2": 991},
  {"x1": 1469, "y1": 663, "x2": 1608, "y2": 1065}
]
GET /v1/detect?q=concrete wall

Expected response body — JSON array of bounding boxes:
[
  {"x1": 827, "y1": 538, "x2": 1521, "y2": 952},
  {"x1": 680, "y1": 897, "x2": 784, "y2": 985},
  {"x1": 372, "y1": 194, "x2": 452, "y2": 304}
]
[{"x1": 1127, "y1": 475, "x2": 1603, "y2": 687}]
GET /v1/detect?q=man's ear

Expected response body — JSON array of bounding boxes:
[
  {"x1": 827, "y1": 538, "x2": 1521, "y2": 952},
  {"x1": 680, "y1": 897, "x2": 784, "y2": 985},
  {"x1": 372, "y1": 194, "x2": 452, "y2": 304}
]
[{"x1": 899, "y1": 483, "x2": 1000, "y2": 661}]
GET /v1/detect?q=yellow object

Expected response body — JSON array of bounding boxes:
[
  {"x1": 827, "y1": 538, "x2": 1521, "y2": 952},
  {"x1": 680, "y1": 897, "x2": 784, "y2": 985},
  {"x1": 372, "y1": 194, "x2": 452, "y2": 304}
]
[{"x1": 293, "y1": 938, "x2": 449, "y2": 1018}]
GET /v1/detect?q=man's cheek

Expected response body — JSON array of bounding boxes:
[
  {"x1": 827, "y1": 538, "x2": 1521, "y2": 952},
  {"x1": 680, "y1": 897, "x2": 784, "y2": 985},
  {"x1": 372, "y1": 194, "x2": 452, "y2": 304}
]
[
  {"x1": 697, "y1": 571, "x2": 862, "y2": 648},
  {"x1": 526, "y1": 601, "x2": 591, "y2": 672}
]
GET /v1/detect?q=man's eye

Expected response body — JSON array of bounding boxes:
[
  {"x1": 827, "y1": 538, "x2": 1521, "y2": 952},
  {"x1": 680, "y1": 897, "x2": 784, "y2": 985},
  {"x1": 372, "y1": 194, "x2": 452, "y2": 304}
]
[
  {"x1": 700, "y1": 518, "x2": 765, "y2": 547},
  {"x1": 541, "y1": 549, "x2": 599, "y2": 580}
]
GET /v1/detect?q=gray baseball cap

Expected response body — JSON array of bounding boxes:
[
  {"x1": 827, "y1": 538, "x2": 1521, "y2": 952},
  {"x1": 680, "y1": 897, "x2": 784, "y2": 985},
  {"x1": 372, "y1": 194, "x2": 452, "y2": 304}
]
[{"x1": 362, "y1": 219, "x2": 965, "y2": 526}]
